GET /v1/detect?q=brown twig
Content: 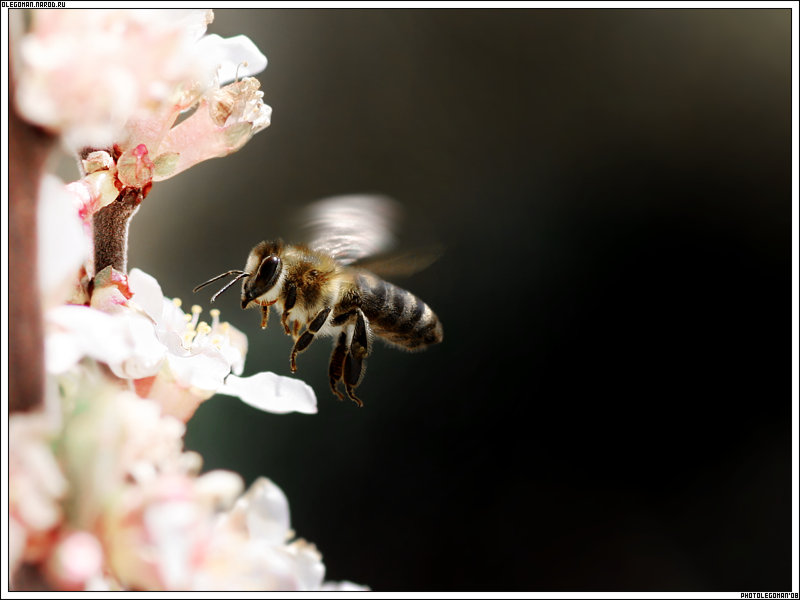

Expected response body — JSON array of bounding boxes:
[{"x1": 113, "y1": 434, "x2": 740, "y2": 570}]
[{"x1": 93, "y1": 188, "x2": 143, "y2": 274}]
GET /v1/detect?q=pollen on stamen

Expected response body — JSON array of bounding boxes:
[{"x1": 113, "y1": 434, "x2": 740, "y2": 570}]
[
  {"x1": 209, "y1": 308, "x2": 221, "y2": 329},
  {"x1": 172, "y1": 298, "x2": 183, "y2": 308}
]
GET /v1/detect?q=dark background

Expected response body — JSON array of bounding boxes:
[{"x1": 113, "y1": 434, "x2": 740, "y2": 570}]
[{"x1": 122, "y1": 9, "x2": 791, "y2": 591}]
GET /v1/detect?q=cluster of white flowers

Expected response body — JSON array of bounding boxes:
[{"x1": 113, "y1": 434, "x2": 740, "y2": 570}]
[{"x1": 9, "y1": 9, "x2": 366, "y2": 591}]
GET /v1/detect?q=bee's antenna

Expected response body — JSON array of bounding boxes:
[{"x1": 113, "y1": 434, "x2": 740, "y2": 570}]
[
  {"x1": 210, "y1": 272, "x2": 250, "y2": 303},
  {"x1": 193, "y1": 270, "x2": 247, "y2": 293}
]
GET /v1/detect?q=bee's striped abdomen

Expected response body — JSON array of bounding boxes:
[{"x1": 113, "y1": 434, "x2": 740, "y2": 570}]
[{"x1": 356, "y1": 273, "x2": 443, "y2": 350}]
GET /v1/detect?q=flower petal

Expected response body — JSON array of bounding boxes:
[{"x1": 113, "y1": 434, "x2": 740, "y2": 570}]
[
  {"x1": 286, "y1": 540, "x2": 326, "y2": 591},
  {"x1": 218, "y1": 373, "x2": 317, "y2": 415},
  {"x1": 37, "y1": 175, "x2": 90, "y2": 309},
  {"x1": 235, "y1": 478, "x2": 291, "y2": 546},
  {"x1": 152, "y1": 78, "x2": 270, "y2": 181},
  {"x1": 195, "y1": 34, "x2": 268, "y2": 84},
  {"x1": 166, "y1": 347, "x2": 230, "y2": 392},
  {"x1": 111, "y1": 315, "x2": 168, "y2": 379},
  {"x1": 128, "y1": 268, "x2": 165, "y2": 324},
  {"x1": 194, "y1": 470, "x2": 244, "y2": 511},
  {"x1": 15, "y1": 9, "x2": 217, "y2": 149},
  {"x1": 144, "y1": 500, "x2": 202, "y2": 589},
  {"x1": 46, "y1": 305, "x2": 133, "y2": 374}
]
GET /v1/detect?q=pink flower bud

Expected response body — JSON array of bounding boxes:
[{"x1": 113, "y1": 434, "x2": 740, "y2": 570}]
[{"x1": 117, "y1": 144, "x2": 155, "y2": 188}]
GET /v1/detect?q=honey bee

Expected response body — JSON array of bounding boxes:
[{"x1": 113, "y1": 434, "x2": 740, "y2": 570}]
[{"x1": 193, "y1": 195, "x2": 444, "y2": 407}]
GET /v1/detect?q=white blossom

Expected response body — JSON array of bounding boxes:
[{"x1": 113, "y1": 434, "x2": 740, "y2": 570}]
[
  {"x1": 42, "y1": 265, "x2": 317, "y2": 420},
  {"x1": 15, "y1": 9, "x2": 267, "y2": 151}
]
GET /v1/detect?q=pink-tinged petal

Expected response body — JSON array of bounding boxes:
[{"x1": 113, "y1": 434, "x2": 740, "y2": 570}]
[
  {"x1": 66, "y1": 170, "x2": 119, "y2": 223},
  {"x1": 144, "y1": 372, "x2": 210, "y2": 423},
  {"x1": 153, "y1": 78, "x2": 271, "y2": 181},
  {"x1": 37, "y1": 175, "x2": 91, "y2": 309},
  {"x1": 218, "y1": 373, "x2": 317, "y2": 415},
  {"x1": 89, "y1": 285, "x2": 132, "y2": 314},
  {"x1": 91, "y1": 266, "x2": 135, "y2": 313},
  {"x1": 121, "y1": 103, "x2": 186, "y2": 156},
  {"x1": 15, "y1": 9, "x2": 217, "y2": 149},
  {"x1": 195, "y1": 34, "x2": 268, "y2": 84},
  {"x1": 94, "y1": 266, "x2": 134, "y2": 300}
]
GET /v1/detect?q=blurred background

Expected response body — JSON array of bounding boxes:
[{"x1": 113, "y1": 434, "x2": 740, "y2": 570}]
[{"x1": 104, "y1": 9, "x2": 791, "y2": 591}]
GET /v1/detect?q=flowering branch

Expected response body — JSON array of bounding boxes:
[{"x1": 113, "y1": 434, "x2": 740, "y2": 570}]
[{"x1": 9, "y1": 9, "x2": 367, "y2": 591}]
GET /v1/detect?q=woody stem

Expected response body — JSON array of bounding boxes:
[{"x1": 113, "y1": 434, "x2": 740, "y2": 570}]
[{"x1": 93, "y1": 188, "x2": 142, "y2": 275}]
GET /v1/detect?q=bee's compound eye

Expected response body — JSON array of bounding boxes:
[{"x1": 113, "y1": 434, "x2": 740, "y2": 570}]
[{"x1": 257, "y1": 255, "x2": 282, "y2": 290}]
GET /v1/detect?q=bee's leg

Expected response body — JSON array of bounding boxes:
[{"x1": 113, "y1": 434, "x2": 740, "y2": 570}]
[
  {"x1": 258, "y1": 298, "x2": 280, "y2": 329},
  {"x1": 326, "y1": 309, "x2": 357, "y2": 400},
  {"x1": 289, "y1": 307, "x2": 331, "y2": 372},
  {"x1": 344, "y1": 309, "x2": 370, "y2": 407},
  {"x1": 330, "y1": 309, "x2": 356, "y2": 327},
  {"x1": 328, "y1": 331, "x2": 348, "y2": 401},
  {"x1": 260, "y1": 305, "x2": 270, "y2": 329},
  {"x1": 280, "y1": 282, "x2": 297, "y2": 336}
]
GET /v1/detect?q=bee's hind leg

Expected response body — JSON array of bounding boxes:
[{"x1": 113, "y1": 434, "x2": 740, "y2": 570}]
[
  {"x1": 290, "y1": 307, "x2": 331, "y2": 372},
  {"x1": 280, "y1": 282, "x2": 297, "y2": 335},
  {"x1": 343, "y1": 309, "x2": 370, "y2": 408},
  {"x1": 328, "y1": 331, "x2": 348, "y2": 401}
]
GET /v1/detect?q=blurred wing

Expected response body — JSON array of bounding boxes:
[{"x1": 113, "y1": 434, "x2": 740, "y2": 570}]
[
  {"x1": 302, "y1": 194, "x2": 400, "y2": 265},
  {"x1": 351, "y1": 245, "x2": 444, "y2": 278}
]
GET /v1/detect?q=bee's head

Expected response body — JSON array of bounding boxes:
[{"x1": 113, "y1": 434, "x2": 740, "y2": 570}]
[
  {"x1": 240, "y1": 240, "x2": 285, "y2": 309},
  {"x1": 193, "y1": 240, "x2": 284, "y2": 307}
]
